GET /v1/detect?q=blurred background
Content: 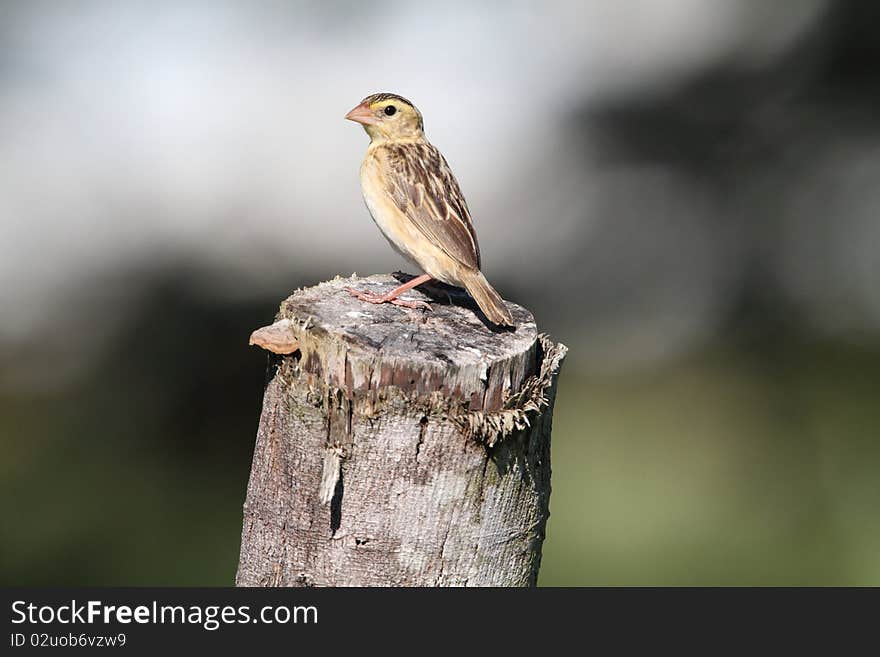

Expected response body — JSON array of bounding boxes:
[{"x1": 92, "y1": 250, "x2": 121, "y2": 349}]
[{"x1": 2, "y1": 0, "x2": 879, "y2": 585}]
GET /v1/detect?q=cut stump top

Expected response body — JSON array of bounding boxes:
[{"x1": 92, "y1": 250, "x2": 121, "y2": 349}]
[{"x1": 265, "y1": 273, "x2": 541, "y2": 413}]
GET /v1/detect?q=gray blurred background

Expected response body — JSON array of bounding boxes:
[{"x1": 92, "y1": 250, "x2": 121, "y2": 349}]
[{"x1": 2, "y1": 0, "x2": 879, "y2": 585}]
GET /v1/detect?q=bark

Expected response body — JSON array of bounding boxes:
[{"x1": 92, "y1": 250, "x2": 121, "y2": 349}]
[{"x1": 236, "y1": 273, "x2": 567, "y2": 587}]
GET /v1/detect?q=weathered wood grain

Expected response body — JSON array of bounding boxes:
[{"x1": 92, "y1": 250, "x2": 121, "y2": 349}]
[{"x1": 236, "y1": 273, "x2": 567, "y2": 587}]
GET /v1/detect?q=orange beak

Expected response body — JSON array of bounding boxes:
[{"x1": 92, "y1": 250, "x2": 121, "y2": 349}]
[{"x1": 345, "y1": 102, "x2": 378, "y2": 126}]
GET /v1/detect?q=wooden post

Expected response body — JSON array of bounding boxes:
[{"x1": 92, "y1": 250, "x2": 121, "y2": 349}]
[{"x1": 236, "y1": 273, "x2": 567, "y2": 587}]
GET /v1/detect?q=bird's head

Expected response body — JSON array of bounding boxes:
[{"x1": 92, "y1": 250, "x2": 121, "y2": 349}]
[{"x1": 345, "y1": 93, "x2": 424, "y2": 141}]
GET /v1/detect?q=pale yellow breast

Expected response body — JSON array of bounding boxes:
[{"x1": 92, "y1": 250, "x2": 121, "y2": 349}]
[{"x1": 359, "y1": 148, "x2": 459, "y2": 285}]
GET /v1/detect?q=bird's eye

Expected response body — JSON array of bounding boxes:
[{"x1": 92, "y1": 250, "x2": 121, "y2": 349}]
[{"x1": 384, "y1": 105, "x2": 397, "y2": 116}]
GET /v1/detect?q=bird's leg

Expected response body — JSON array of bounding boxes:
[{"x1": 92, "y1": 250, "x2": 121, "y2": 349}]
[{"x1": 346, "y1": 274, "x2": 433, "y2": 310}]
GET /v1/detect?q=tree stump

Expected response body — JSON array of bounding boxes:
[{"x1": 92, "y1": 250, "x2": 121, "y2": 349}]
[{"x1": 236, "y1": 273, "x2": 567, "y2": 587}]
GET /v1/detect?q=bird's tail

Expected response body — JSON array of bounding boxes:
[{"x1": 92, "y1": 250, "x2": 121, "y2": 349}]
[{"x1": 460, "y1": 270, "x2": 514, "y2": 327}]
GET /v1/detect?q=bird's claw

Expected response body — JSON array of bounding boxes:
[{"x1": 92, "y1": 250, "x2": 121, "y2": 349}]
[
  {"x1": 390, "y1": 298, "x2": 433, "y2": 310},
  {"x1": 346, "y1": 287, "x2": 432, "y2": 311}
]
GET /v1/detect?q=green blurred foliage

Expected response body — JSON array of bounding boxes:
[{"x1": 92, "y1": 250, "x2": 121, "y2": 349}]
[{"x1": 541, "y1": 340, "x2": 880, "y2": 585}]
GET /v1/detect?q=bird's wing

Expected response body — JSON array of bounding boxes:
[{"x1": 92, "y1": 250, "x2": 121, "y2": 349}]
[{"x1": 381, "y1": 142, "x2": 481, "y2": 270}]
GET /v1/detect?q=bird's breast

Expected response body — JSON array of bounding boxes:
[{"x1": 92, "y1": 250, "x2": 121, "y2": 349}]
[
  {"x1": 359, "y1": 150, "x2": 461, "y2": 286},
  {"x1": 361, "y1": 157, "x2": 422, "y2": 260}
]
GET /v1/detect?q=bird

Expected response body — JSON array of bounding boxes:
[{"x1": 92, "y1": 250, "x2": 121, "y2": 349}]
[{"x1": 344, "y1": 92, "x2": 514, "y2": 327}]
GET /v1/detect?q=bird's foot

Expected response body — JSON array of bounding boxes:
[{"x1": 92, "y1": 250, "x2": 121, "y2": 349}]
[{"x1": 345, "y1": 287, "x2": 432, "y2": 311}]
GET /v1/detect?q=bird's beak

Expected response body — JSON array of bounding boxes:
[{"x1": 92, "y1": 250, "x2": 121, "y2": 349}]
[{"x1": 345, "y1": 102, "x2": 378, "y2": 126}]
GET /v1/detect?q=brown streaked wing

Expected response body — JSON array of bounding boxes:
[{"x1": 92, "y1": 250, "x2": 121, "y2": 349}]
[{"x1": 382, "y1": 142, "x2": 481, "y2": 270}]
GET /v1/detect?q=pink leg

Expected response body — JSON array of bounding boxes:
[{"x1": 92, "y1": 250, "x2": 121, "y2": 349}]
[{"x1": 347, "y1": 274, "x2": 433, "y2": 310}]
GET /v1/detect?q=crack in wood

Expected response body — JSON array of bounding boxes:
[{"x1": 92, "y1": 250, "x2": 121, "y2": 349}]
[
  {"x1": 329, "y1": 472, "x2": 344, "y2": 537},
  {"x1": 416, "y1": 416, "x2": 428, "y2": 460}
]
